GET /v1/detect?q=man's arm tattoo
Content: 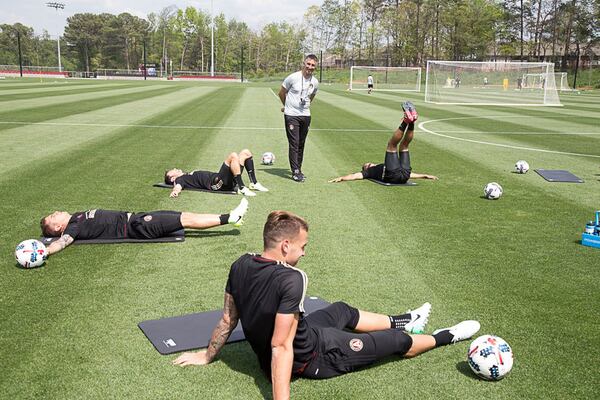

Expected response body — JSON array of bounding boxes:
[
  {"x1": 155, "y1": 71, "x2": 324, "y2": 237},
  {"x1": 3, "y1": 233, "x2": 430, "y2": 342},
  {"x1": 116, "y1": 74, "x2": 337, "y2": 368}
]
[{"x1": 205, "y1": 293, "x2": 239, "y2": 362}]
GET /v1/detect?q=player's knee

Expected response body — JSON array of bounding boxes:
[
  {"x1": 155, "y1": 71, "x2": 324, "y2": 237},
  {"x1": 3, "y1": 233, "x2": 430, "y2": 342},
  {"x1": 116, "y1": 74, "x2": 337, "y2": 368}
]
[
  {"x1": 227, "y1": 152, "x2": 239, "y2": 163},
  {"x1": 239, "y1": 149, "x2": 252, "y2": 159}
]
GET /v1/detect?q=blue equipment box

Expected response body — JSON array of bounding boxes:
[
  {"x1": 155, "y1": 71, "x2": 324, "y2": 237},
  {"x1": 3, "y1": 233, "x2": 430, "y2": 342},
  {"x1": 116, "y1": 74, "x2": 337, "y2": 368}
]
[{"x1": 581, "y1": 211, "x2": 600, "y2": 249}]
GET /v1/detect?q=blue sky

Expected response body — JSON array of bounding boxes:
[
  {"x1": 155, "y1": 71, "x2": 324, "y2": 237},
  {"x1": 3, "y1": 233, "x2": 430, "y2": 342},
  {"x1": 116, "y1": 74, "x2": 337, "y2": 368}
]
[{"x1": 4, "y1": 0, "x2": 321, "y2": 37}]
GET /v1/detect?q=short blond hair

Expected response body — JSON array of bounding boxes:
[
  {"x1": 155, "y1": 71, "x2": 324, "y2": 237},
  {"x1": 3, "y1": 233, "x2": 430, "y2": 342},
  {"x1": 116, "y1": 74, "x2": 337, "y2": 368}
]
[{"x1": 263, "y1": 211, "x2": 308, "y2": 249}]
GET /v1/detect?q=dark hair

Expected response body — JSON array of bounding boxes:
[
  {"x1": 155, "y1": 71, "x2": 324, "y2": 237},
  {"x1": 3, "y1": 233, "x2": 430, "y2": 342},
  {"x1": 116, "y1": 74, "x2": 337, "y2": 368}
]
[
  {"x1": 305, "y1": 54, "x2": 318, "y2": 62},
  {"x1": 263, "y1": 211, "x2": 309, "y2": 249},
  {"x1": 164, "y1": 170, "x2": 172, "y2": 185},
  {"x1": 40, "y1": 216, "x2": 57, "y2": 237}
]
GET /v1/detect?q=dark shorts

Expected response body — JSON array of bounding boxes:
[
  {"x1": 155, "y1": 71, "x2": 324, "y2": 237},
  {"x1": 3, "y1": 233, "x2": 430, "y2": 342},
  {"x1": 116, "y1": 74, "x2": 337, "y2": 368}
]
[
  {"x1": 368, "y1": 84, "x2": 373, "y2": 89},
  {"x1": 362, "y1": 162, "x2": 411, "y2": 184},
  {"x1": 213, "y1": 163, "x2": 235, "y2": 191},
  {"x1": 293, "y1": 302, "x2": 412, "y2": 380},
  {"x1": 127, "y1": 211, "x2": 183, "y2": 239}
]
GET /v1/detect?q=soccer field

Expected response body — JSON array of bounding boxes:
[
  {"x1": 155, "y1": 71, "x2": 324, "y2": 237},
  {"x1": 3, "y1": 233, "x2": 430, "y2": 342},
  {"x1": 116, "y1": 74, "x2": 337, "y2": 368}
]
[{"x1": 1, "y1": 78, "x2": 599, "y2": 399}]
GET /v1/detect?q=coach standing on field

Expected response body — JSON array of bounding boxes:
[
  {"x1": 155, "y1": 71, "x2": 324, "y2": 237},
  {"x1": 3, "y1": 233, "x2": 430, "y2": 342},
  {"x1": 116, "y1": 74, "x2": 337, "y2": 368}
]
[{"x1": 278, "y1": 54, "x2": 319, "y2": 183}]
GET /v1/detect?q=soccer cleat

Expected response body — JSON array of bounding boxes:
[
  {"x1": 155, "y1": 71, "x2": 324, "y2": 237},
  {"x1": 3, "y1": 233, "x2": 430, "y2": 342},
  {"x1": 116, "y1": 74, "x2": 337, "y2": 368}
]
[
  {"x1": 402, "y1": 101, "x2": 418, "y2": 123},
  {"x1": 249, "y1": 182, "x2": 269, "y2": 192},
  {"x1": 432, "y1": 320, "x2": 481, "y2": 344},
  {"x1": 292, "y1": 173, "x2": 304, "y2": 183},
  {"x1": 228, "y1": 198, "x2": 249, "y2": 226},
  {"x1": 404, "y1": 302, "x2": 432, "y2": 334},
  {"x1": 238, "y1": 186, "x2": 257, "y2": 197}
]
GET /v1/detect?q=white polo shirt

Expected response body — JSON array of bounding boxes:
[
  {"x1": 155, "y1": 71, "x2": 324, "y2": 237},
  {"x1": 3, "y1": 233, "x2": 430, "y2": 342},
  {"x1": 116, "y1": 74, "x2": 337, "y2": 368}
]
[{"x1": 282, "y1": 71, "x2": 319, "y2": 117}]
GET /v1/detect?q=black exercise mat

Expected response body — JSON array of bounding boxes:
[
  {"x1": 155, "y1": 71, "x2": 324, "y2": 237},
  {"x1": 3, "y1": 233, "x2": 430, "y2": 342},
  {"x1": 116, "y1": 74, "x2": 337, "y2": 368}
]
[
  {"x1": 153, "y1": 183, "x2": 237, "y2": 195},
  {"x1": 139, "y1": 296, "x2": 331, "y2": 355},
  {"x1": 41, "y1": 229, "x2": 185, "y2": 245},
  {"x1": 368, "y1": 178, "x2": 417, "y2": 186},
  {"x1": 534, "y1": 169, "x2": 584, "y2": 183}
]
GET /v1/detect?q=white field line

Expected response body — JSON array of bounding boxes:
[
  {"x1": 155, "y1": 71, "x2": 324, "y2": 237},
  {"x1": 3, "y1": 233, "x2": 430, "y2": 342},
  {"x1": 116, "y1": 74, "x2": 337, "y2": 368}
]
[
  {"x1": 431, "y1": 131, "x2": 600, "y2": 135},
  {"x1": 418, "y1": 116, "x2": 600, "y2": 158}
]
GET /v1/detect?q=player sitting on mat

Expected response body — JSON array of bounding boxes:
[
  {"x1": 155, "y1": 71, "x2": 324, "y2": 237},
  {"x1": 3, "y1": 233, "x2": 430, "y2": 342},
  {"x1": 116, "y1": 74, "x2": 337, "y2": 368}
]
[
  {"x1": 164, "y1": 149, "x2": 268, "y2": 198},
  {"x1": 173, "y1": 210, "x2": 480, "y2": 399},
  {"x1": 40, "y1": 198, "x2": 248, "y2": 257},
  {"x1": 329, "y1": 101, "x2": 437, "y2": 184}
]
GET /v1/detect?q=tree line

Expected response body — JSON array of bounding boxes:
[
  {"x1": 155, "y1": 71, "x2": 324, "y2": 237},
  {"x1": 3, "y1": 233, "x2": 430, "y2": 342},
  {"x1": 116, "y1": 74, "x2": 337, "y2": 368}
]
[{"x1": 0, "y1": 0, "x2": 598, "y2": 76}]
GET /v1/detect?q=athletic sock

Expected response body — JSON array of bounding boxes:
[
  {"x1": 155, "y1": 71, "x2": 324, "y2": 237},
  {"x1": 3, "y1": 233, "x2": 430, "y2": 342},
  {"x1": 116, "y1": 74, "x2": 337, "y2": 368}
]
[
  {"x1": 389, "y1": 313, "x2": 412, "y2": 330},
  {"x1": 244, "y1": 157, "x2": 257, "y2": 184},
  {"x1": 234, "y1": 174, "x2": 246, "y2": 188},
  {"x1": 433, "y1": 330, "x2": 454, "y2": 347},
  {"x1": 219, "y1": 214, "x2": 230, "y2": 225}
]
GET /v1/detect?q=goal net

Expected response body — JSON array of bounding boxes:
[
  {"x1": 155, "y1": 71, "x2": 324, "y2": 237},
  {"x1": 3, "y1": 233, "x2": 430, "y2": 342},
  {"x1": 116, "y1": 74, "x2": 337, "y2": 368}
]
[
  {"x1": 554, "y1": 72, "x2": 572, "y2": 91},
  {"x1": 425, "y1": 61, "x2": 561, "y2": 106},
  {"x1": 350, "y1": 66, "x2": 421, "y2": 91}
]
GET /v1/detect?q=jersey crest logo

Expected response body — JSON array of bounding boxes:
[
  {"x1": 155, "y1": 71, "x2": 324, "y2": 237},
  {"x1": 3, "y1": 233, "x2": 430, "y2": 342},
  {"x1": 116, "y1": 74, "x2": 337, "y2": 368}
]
[
  {"x1": 349, "y1": 338, "x2": 363, "y2": 352},
  {"x1": 144, "y1": 215, "x2": 153, "y2": 222},
  {"x1": 289, "y1": 124, "x2": 294, "y2": 131}
]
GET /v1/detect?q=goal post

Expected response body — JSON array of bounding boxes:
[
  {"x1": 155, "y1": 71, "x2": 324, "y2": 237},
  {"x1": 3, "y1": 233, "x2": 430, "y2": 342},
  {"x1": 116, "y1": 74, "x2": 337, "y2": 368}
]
[
  {"x1": 349, "y1": 66, "x2": 421, "y2": 91},
  {"x1": 424, "y1": 61, "x2": 561, "y2": 106}
]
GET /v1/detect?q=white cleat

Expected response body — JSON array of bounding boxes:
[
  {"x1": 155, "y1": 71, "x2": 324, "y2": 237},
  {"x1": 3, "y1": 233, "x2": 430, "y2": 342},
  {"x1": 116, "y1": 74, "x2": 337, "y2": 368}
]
[
  {"x1": 228, "y1": 198, "x2": 249, "y2": 226},
  {"x1": 238, "y1": 186, "x2": 257, "y2": 197},
  {"x1": 249, "y1": 182, "x2": 269, "y2": 192},
  {"x1": 404, "y1": 302, "x2": 432, "y2": 334},
  {"x1": 432, "y1": 320, "x2": 481, "y2": 343}
]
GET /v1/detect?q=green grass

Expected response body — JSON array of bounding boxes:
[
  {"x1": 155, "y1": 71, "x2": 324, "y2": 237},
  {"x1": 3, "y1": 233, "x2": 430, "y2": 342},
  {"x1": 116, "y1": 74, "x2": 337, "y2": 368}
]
[{"x1": 1, "y1": 77, "x2": 599, "y2": 399}]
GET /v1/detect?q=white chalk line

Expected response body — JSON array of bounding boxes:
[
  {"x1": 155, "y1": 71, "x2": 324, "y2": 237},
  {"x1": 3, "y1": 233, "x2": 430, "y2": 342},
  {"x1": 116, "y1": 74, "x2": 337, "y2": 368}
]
[{"x1": 418, "y1": 116, "x2": 600, "y2": 158}]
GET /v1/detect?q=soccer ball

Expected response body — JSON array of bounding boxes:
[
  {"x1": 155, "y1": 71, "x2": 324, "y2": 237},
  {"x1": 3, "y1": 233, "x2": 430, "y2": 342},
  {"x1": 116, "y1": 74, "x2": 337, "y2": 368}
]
[
  {"x1": 484, "y1": 182, "x2": 503, "y2": 200},
  {"x1": 15, "y1": 239, "x2": 48, "y2": 269},
  {"x1": 467, "y1": 335, "x2": 514, "y2": 380},
  {"x1": 261, "y1": 152, "x2": 275, "y2": 165},
  {"x1": 515, "y1": 160, "x2": 529, "y2": 174}
]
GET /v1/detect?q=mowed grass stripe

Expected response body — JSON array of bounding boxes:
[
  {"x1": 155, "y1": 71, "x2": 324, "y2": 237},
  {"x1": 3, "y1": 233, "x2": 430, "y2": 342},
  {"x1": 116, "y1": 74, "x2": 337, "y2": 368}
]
[
  {"x1": 0, "y1": 86, "x2": 217, "y2": 177},
  {"x1": 0, "y1": 83, "x2": 141, "y2": 101},
  {"x1": 0, "y1": 87, "x2": 249, "y2": 399},
  {"x1": 0, "y1": 83, "x2": 175, "y2": 114}
]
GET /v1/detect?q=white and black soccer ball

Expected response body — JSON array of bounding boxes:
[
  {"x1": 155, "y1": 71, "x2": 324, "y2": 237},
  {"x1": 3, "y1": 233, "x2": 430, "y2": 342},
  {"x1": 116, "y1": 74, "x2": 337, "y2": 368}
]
[
  {"x1": 467, "y1": 335, "x2": 514, "y2": 381},
  {"x1": 515, "y1": 160, "x2": 529, "y2": 174},
  {"x1": 484, "y1": 182, "x2": 503, "y2": 200},
  {"x1": 261, "y1": 152, "x2": 275, "y2": 165},
  {"x1": 15, "y1": 239, "x2": 47, "y2": 269}
]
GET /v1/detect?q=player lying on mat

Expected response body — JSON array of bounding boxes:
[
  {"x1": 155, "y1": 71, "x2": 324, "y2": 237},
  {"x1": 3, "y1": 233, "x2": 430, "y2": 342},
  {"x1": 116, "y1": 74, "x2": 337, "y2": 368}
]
[
  {"x1": 329, "y1": 101, "x2": 438, "y2": 184},
  {"x1": 173, "y1": 211, "x2": 480, "y2": 399},
  {"x1": 164, "y1": 149, "x2": 268, "y2": 198},
  {"x1": 40, "y1": 198, "x2": 248, "y2": 256}
]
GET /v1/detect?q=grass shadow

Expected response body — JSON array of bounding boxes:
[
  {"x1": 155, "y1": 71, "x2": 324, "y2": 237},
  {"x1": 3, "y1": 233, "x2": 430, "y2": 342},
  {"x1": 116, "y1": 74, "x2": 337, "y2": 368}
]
[
  {"x1": 184, "y1": 229, "x2": 240, "y2": 237},
  {"x1": 456, "y1": 361, "x2": 480, "y2": 380},
  {"x1": 260, "y1": 167, "x2": 291, "y2": 180},
  {"x1": 219, "y1": 343, "x2": 273, "y2": 399}
]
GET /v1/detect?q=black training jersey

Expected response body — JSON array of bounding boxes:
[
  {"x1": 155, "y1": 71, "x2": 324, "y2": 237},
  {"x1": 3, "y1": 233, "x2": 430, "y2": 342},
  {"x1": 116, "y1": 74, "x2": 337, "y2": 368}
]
[
  {"x1": 175, "y1": 170, "x2": 222, "y2": 191},
  {"x1": 63, "y1": 209, "x2": 129, "y2": 240},
  {"x1": 225, "y1": 253, "x2": 316, "y2": 376}
]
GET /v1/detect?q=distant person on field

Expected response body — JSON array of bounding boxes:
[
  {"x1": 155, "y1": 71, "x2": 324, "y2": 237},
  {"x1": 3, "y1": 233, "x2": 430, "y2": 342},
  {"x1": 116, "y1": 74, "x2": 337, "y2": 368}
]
[
  {"x1": 164, "y1": 149, "x2": 268, "y2": 197},
  {"x1": 278, "y1": 54, "x2": 319, "y2": 183},
  {"x1": 367, "y1": 74, "x2": 374, "y2": 94},
  {"x1": 329, "y1": 101, "x2": 438, "y2": 184},
  {"x1": 483, "y1": 77, "x2": 488, "y2": 86},
  {"x1": 173, "y1": 211, "x2": 480, "y2": 399},
  {"x1": 40, "y1": 199, "x2": 249, "y2": 257}
]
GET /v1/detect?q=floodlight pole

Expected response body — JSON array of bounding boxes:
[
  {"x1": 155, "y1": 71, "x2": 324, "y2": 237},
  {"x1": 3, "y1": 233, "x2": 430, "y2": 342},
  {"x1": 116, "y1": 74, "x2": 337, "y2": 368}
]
[
  {"x1": 17, "y1": 30, "x2": 23, "y2": 77},
  {"x1": 46, "y1": 3, "x2": 66, "y2": 72},
  {"x1": 210, "y1": 0, "x2": 214, "y2": 77},
  {"x1": 57, "y1": 36, "x2": 62, "y2": 72}
]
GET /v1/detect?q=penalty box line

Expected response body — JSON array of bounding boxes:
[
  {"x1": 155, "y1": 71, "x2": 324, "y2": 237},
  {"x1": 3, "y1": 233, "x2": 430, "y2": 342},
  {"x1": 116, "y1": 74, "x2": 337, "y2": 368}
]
[{"x1": 419, "y1": 116, "x2": 600, "y2": 158}]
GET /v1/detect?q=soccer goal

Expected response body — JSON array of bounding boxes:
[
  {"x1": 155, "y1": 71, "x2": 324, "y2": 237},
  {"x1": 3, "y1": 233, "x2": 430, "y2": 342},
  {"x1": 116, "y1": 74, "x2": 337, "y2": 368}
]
[
  {"x1": 425, "y1": 61, "x2": 561, "y2": 106},
  {"x1": 349, "y1": 66, "x2": 421, "y2": 91},
  {"x1": 554, "y1": 72, "x2": 574, "y2": 91}
]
